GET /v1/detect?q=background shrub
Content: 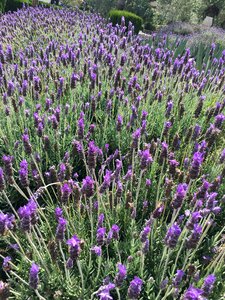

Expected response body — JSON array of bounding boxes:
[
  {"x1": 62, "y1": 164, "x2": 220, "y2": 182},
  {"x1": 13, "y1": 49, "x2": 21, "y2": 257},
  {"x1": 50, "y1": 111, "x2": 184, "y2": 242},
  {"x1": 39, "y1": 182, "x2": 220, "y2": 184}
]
[
  {"x1": 0, "y1": 0, "x2": 7, "y2": 12},
  {"x1": 109, "y1": 9, "x2": 143, "y2": 33},
  {"x1": 86, "y1": 0, "x2": 116, "y2": 15},
  {"x1": 124, "y1": 0, "x2": 155, "y2": 31},
  {"x1": 5, "y1": 0, "x2": 29, "y2": 12}
]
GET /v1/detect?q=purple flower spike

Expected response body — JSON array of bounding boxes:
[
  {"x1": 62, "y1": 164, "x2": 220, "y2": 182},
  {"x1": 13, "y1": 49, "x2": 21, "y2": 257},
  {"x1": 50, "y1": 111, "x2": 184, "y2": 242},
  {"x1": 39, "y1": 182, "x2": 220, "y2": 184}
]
[
  {"x1": 96, "y1": 227, "x2": 106, "y2": 246},
  {"x1": 91, "y1": 246, "x2": 102, "y2": 257},
  {"x1": 61, "y1": 183, "x2": 72, "y2": 204},
  {"x1": 173, "y1": 270, "x2": 185, "y2": 287},
  {"x1": 171, "y1": 183, "x2": 188, "y2": 209},
  {"x1": 29, "y1": 263, "x2": 39, "y2": 290},
  {"x1": 22, "y1": 134, "x2": 32, "y2": 155},
  {"x1": 139, "y1": 149, "x2": 153, "y2": 170},
  {"x1": 111, "y1": 224, "x2": 120, "y2": 240},
  {"x1": 0, "y1": 168, "x2": 5, "y2": 191},
  {"x1": 97, "y1": 213, "x2": 105, "y2": 228},
  {"x1": 127, "y1": 276, "x2": 143, "y2": 299},
  {"x1": 81, "y1": 176, "x2": 95, "y2": 198},
  {"x1": 219, "y1": 148, "x2": 225, "y2": 163},
  {"x1": 2, "y1": 256, "x2": 11, "y2": 272},
  {"x1": 97, "y1": 283, "x2": 115, "y2": 300},
  {"x1": 114, "y1": 263, "x2": 127, "y2": 286},
  {"x1": 116, "y1": 115, "x2": 123, "y2": 131},
  {"x1": 88, "y1": 141, "x2": 98, "y2": 170},
  {"x1": 67, "y1": 235, "x2": 81, "y2": 261},
  {"x1": 183, "y1": 286, "x2": 204, "y2": 300},
  {"x1": 77, "y1": 113, "x2": 85, "y2": 140},
  {"x1": 99, "y1": 170, "x2": 111, "y2": 194},
  {"x1": 55, "y1": 207, "x2": 63, "y2": 220},
  {"x1": 0, "y1": 212, "x2": 15, "y2": 235},
  {"x1": 202, "y1": 274, "x2": 216, "y2": 296},
  {"x1": 132, "y1": 128, "x2": 141, "y2": 149},
  {"x1": 56, "y1": 217, "x2": 67, "y2": 240},
  {"x1": 186, "y1": 224, "x2": 202, "y2": 249},
  {"x1": 2, "y1": 155, "x2": 14, "y2": 179},
  {"x1": 189, "y1": 152, "x2": 204, "y2": 179},
  {"x1": 165, "y1": 223, "x2": 181, "y2": 248},
  {"x1": 140, "y1": 226, "x2": 151, "y2": 243},
  {"x1": 214, "y1": 114, "x2": 225, "y2": 129}
]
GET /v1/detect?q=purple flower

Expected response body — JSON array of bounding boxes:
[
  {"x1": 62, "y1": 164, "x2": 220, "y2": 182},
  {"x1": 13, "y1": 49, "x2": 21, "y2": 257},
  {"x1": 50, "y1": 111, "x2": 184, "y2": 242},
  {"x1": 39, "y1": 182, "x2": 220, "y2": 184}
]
[
  {"x1": 165, "y1": 223, "x2": 181, "y2": 248},
  {"x1": 97, "y1": 213, "x2": 105, "y2": 228},
  {"x1": 88, "y1": 141, "x2": 98, "y2": 170},
  {"x1": 214, "y1": 114, "x2": 225, "y2": 129},
  {"x1": 111, "y1": 224, "x2": 120, "y2": 240},
  {"x1": 67, "y1": 234, "x2": 81, "y2": 262},
  {"x1": 2, "y1": 256, "x2": 11, "y2": 272},
  {"x1": 173, "y1": 270, "x2": 185, "y2": 287},
  {"x1": 114, "y1": 263, "x2": 127, "y2": 286},
  {"x1": 56, "y1": 217, "x2": 67, "y2": 240},
  {"x1": 0, "y1": 213, "x2": 14, "y2": 235},
  {"x1": 186, "y1": 212, "x2": 202, "y2": 230},
  {"x1": 202, "y1": 274, "x2": 216, "y2": 296},
  {"x1": 19, "y1": 159, "x2": 29, "y2": 187},
  {"x1": 97, "y1": 283, "x2": 115, "y2": 300},
  {"x1": 139, "y1": 149, "x2": 153, "y2": 170},
  {"x1": 91, "y1": 246, "x2": 102, "y2": 257},
  {"x1": 29, "y1": 263, "x2": 39, "y2": 290},
  {"x1": 22, "y1": 134, "x2": 32, "y2": 155},
  {"x1": 55, "y1": 207, "x2": 63, "y2": 220},
  {"x1": 77, "y1": 113, "x2": 85, "y2": 140},
  {"x1": 18, "y1": 200, "x2": 37, "y2": 232},
  {"x1": 61, "y1": 183, "x2": 72, "y2": 203},
  {"x1": 140, "y1": 226, "x2": 151, "y2": 243},
  {"x1": 2, "y1": 155, "x2": 14, "y2": 179},
  {"x1": 0, "y1": 280, "x2": 10, "y2": 298},
  {"x1": 152, "y1": 204, "x2": 164, "y2": 219},
  {"x1": 96, "y1": 227, "x2": 106, "y2": 246},
  {"x1": 192, "y1": 125, "x2": 201, "y2": 141},
  {"x1": 82, "y1": 176, "x2": 95, "y2": 198},
  {"x1": 165, "y1": 101, "x2": 173, "y2": 117},
  {"x1": 220, "y1": 148, "x2": 225, "y2": 163},
  {"x1": 146, "y1": 179, "x2": 151, "y2": 187},
  {"x1": 116, "y1": 115, "x2": 123, "y2": 131},
  {"x1": 0, "y1": 168, "x2": 5, "y2": 191},
  {"x1": 171, "y1": 183, "x2": 188, "y2": 209},
  {"x1": 189, "y1": 152, "x2": 204, "y2": 179},
  {"x1": 127, "y1": 276, "x2": 143, "y2": 299},
  {"x1": 186, "y1": 224, "x2": 202, "y2": 249},
  {"x1": 99, "y1": 170, "x2": 111, "y2": 194},
  {"x1": 7, "y1": 81, "x2": 14, "y2": 96},
  {"x1": 132, "y1": 129, "x2": 141, "y2": 149},
  {"x1": 183, "y1": 286, "x2": 204, "y2": 300},
  {"x1": 159, "y1": 142, "x2": 168, "y2": 164}
]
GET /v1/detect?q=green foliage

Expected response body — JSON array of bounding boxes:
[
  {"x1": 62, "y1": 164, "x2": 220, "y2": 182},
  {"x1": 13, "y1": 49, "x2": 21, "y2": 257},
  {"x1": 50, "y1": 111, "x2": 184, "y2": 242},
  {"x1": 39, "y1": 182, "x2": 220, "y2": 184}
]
[
  {"x1": 124, "y1": 0, "x2": 155, "y2": 30},
  {"x1": 0, "y1": 0, "x2": 7, "y2": 12},
  {"x1": 155, "y1": 0, "x2": 202, "y2": 25},
  {"x1": 5, "y1": 0, "x2": 30, "y2": 12},
  {"x1": 109, "y1": 9, "x2": 143, "y2": 33},
  {"x1": 86, "y1": 0, "x2": 116, "y2": 15}
]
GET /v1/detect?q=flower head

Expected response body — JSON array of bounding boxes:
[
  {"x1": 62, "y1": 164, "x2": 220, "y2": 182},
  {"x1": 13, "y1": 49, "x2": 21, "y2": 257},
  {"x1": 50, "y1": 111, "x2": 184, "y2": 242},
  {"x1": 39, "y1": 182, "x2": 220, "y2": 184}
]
[
  {"x1": 127, "y1": 276, "x2": 143, "y2": 299},
  {"x1": 29, "y1": 263, "x2": 39, "y2": 290},
  {"x1": 114, "y1": 263, "x2": 127, "y2": 286}
]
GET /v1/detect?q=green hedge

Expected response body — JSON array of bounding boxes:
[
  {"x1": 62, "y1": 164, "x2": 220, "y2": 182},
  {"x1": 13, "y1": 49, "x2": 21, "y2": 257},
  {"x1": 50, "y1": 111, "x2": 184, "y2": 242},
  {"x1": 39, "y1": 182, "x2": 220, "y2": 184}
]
[
  {"x1": 109, "y1": 9, "x2": 143, "y2": 33},
  {"x1": 4, "y1": 0, "x2": 57, "y2": 12},
  {"x1": 5, "y1": 0, "x2": 28, "y2": 12}
]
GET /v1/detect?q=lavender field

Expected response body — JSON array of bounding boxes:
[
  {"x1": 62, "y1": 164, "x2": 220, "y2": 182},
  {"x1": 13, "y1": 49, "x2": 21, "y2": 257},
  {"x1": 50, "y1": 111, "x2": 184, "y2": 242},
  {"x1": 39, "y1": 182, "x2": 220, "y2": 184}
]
[{"x1": 0, "y1": 6, "x2": 225, "y2": 300}]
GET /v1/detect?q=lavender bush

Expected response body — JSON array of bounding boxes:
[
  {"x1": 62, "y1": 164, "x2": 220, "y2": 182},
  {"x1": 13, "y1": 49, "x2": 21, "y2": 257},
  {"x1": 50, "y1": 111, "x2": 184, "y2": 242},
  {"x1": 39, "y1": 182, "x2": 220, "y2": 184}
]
[{"x1": 0, "y1": 5, "x2": 225, "y2": 299}]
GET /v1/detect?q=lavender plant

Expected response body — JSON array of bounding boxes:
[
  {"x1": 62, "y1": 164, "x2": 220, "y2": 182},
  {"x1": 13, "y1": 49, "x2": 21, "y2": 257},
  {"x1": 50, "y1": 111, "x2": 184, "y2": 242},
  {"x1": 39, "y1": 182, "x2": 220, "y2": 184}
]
[{"x1": 0, "y1": 5, "x2": 225, "y2": 300}]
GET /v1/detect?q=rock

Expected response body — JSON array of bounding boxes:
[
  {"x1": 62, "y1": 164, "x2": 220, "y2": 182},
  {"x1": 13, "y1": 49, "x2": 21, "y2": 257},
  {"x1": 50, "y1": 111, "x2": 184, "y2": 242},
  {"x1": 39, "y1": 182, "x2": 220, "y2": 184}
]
[{"x1": 202, "y1": 16, "x2": 213, "y2": 27}]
